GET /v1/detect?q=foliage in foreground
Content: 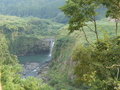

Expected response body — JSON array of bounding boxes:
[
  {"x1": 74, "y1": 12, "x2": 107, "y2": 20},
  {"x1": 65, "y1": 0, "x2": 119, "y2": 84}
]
[
  {"x1": 59, "y1": 1, "x2": 120, "y2": 89},
  {"x1": 73, "y1": 37, "x2": 120, "y2": 90},
  {"x1": 0, "y1": 35, "x2": 54, "y2": 90},
  {"x1": 43, "y1": 20, "x2": 120, "y2": 90}
]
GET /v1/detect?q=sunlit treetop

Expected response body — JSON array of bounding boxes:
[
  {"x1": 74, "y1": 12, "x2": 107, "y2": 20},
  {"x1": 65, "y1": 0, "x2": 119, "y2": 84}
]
[{"x1": 60, "y1": 0, "x2": 120, "y2": 32}]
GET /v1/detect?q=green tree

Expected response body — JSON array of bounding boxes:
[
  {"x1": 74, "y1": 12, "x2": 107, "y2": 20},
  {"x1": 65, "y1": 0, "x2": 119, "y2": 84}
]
[
  {"x1": 103, "y1": 0, "x2": 120, "y2": 36},
  {"x1": 59, "y1": 0, "x2": 100, "y2": 45},
  {"x1": 59, "y1": 0, "x2": 120, "y2": 45},
  {"x1": 60, "y1": 0, "x2": 120, "y2": 89},
  {"x1": 72, "y1": 39, "x2": 120, "y2": 89}
]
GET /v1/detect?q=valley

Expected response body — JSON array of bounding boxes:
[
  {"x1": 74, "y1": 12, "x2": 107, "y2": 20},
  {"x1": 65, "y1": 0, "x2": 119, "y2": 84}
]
[{"x1": 0, "y1": 0, "x2": 120, "y2": 90}]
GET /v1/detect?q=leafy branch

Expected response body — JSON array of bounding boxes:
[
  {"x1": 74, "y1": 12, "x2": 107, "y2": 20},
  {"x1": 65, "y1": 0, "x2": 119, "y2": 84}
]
[{"x1": 81, "y1": 27, "x2": 95, "y2": 48}]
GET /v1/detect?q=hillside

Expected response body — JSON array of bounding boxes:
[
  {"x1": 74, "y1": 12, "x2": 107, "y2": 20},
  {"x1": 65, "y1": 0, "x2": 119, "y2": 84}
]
[
  {"x1": 40, "y1": 20, "x2": 120, "y2": 90},
  {"x1": 0, "y1": 0, "x2": 68, "y2": 23},
  {"x1": 0, "y1": 0, "x2": 107, "y2": 23}
]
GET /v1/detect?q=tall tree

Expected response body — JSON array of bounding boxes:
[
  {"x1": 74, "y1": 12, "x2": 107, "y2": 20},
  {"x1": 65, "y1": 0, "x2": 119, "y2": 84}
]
[
  {"x1": 60, "y1": 0, "x2": 120, "y2": 89},
  {"x1": 59, "y1": 0, "x2": 120, "y2": 44},
  {"x1": 103, "y1": 0, "x2": 120, "y2": 36},
  {"x1": 59, "y1": 0, "x2": 101, "y2": 47}
]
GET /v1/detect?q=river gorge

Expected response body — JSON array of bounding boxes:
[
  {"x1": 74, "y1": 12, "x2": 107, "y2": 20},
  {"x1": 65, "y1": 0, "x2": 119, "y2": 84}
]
[{"x1": 18, "y1": 39, "x2": 54, "y2": 78}]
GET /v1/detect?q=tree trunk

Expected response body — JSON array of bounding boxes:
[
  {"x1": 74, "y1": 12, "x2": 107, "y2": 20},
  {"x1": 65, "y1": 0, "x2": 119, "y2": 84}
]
[
  {"x1": 115, "y1": 18, "x2": 118, "y2": 36},
  {"x1": 82, "y1": 27, "x2": 94, "y2": 48},
  {"x1": 93, "y1": 17, "x2": 99, "y2": 42}
]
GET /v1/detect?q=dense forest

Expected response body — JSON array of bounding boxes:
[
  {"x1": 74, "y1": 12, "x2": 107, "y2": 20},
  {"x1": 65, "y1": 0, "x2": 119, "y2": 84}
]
[
  {"x1": 0, "y1": 0, "x2": 68, "y2": 23},
  {"x1": 0, "y1": 0, "x2": 106, "y2": 23},
  {"x1": 1, "y1": 0, "x2": 120, "y2": 90}
]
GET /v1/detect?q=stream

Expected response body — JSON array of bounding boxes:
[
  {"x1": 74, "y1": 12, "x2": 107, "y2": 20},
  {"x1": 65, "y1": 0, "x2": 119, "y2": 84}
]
[{"x1": 18, "y1": 53, "x2": 51, "y2": 78}]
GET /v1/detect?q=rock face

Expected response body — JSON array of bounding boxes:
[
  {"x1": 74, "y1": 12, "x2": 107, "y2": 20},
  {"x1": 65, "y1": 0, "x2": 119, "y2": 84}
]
[
  {"x1": 9, "y1": 36, "x2": 54, "y2": 56},
  {"x1": 36, "y1": 62, "x2": 50, "y2": 82}
]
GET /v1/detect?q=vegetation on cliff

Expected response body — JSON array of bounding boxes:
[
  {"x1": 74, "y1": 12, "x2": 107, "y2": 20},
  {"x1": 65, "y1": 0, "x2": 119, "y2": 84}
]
[
  {"x1": 41, "y1": 0, "x2": 120, "y2": 89},
  {"x1": 42, "y1": 20, "x2": 120, "y2": 90},
  {"x1": 0, "y1": 15, "x2": 63, "y2": 55}
]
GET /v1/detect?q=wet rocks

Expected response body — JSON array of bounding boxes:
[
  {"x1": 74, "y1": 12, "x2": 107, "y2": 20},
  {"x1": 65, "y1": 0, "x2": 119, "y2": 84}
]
[{"x1": 21, "y1": 62, "x2": 40, "y2": 76}]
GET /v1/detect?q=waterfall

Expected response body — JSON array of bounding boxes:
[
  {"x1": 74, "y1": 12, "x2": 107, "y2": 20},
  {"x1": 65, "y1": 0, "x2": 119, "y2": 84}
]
[{"x1": 49, "y1": 39, "x2": 54, "y2": 56}]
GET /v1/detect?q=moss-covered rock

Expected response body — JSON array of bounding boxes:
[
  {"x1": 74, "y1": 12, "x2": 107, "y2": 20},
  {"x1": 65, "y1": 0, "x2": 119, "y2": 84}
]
[{"x1": 9, "y1": 36, "x2": 52, "y2": 56}]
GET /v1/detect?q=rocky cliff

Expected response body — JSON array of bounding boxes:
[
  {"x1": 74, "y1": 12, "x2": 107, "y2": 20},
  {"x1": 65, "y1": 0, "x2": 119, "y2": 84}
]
[{"x1": 9, "y1": 36, "x2": 54, "y2": 56}]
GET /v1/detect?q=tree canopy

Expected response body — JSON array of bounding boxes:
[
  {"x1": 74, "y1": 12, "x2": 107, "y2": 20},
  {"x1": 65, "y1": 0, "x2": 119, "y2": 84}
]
[
  {"x1": 59, "y1": 0, "x2": 120, "y2": 45},
  {"x1": 59, "y1": 0, "x2": 120, "y2": 89}
]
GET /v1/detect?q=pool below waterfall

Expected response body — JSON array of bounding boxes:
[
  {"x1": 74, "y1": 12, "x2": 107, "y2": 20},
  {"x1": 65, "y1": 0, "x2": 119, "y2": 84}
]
[
  {"x1": 18, "y1": 53, "x2": 51, "y2": 64},
  {"x1": 18, "y1": 53, "x2": 51, "y2": 78}
]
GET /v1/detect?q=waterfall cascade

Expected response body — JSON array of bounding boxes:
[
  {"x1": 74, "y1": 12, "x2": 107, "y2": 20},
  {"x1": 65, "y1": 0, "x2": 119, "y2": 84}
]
[{"x1": 49, "y1": 39, "x2": 54, "y2": 56}]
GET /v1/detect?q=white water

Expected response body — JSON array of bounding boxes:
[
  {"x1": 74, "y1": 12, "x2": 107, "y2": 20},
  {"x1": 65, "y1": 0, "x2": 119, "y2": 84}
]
[
  {"x1": 32, "y1": 67, "x2": 39, "y2": 72},
  {"x1": 49, "y1": 40, "x2": 54, "y2": 56}
]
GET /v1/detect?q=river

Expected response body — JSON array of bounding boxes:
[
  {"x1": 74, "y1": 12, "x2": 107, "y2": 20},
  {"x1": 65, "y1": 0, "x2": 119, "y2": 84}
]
[
  {"x1": 18, "y1": 53, "x2": 51, "y2": 64},
  {"x1": 18, "y1": 53, "x2": 51, "y2": 78}
]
